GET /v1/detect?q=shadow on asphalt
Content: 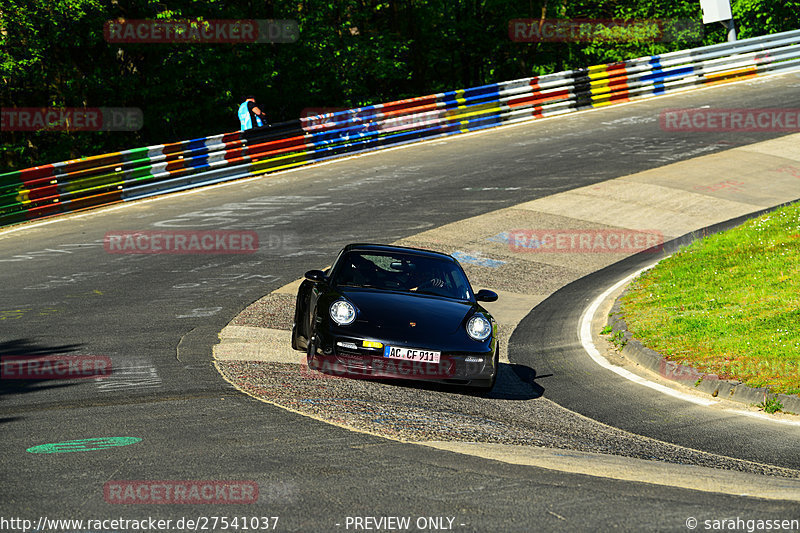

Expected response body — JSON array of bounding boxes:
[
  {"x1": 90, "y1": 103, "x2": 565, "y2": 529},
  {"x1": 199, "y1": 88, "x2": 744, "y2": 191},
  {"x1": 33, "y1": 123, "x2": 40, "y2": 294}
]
[
  {"x1": 336, "y1": 362, "x2": 545, "y2": 401},
  {"x1": 488, "y1": 363, "x2": 546, "y2": 400},
  {"x1": 0, "y1": 338, "x2": 86, "y2": 400}
]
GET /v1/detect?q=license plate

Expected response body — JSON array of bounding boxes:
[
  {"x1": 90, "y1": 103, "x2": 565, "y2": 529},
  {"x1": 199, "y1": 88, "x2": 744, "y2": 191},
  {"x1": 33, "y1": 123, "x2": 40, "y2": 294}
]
[{"x1": 383, "y1": 346, "x2": 441, "y2": 364}]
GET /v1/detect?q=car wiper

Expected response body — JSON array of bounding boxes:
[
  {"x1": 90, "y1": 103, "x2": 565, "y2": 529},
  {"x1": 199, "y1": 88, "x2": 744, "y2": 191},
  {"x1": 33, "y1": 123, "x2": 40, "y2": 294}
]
[
  {"x1": 411, "y1": 289, "x2": 447, "y2": 297},
  {"x1": 338, "y1": 282, "x2": 384, "y2": 290}
]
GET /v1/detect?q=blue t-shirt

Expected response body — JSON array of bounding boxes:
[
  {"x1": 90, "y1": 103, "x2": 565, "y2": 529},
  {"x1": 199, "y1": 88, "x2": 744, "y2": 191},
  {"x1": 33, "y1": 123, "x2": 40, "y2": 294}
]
[{"x1": 238, "y1": 101, "x2": 264, "y2": 130}]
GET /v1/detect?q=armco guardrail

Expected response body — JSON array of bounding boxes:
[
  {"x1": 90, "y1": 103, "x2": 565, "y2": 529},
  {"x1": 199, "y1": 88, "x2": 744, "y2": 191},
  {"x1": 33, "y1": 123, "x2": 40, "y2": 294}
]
[{"x1": 2, "y1": 29, "x2": 799, "y2": 228}]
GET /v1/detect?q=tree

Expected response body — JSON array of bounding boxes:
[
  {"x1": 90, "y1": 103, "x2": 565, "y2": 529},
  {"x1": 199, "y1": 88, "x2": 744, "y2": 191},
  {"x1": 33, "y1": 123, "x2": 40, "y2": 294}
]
[{"x1": 2, "y1": 0, "x2": 796, "y2": 171}]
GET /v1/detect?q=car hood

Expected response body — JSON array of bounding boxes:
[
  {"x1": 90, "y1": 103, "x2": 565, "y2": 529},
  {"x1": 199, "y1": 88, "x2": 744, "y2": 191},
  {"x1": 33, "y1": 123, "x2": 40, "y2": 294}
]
[{"x1": 338, "y1": 287, "x2": 477, "y2": 337}]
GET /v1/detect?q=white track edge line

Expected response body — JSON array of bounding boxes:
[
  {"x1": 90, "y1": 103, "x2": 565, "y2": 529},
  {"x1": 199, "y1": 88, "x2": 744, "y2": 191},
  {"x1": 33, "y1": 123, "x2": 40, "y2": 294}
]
[
  {"x1": 580, "y1": 264, "x2": 800, "y2": 426},
  {"x1": 579, "y1": 263, "x2": 720, "y2": 407},
  {"x1": 729, "y1": 409, "x2": 800, "y2": 427}
]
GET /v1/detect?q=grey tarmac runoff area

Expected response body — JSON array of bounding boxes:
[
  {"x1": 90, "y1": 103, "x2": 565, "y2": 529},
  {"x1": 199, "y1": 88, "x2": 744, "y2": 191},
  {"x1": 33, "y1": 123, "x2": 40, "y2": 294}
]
[{"x1": 1, "y1": 72, "x2": 799, "y2": 532}]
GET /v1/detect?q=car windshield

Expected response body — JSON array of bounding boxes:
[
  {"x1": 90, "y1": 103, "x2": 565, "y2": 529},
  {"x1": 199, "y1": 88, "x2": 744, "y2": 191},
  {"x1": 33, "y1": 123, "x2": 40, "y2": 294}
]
[{"x1": 332, "y1": 251, "x2": 473, "y2": 301}]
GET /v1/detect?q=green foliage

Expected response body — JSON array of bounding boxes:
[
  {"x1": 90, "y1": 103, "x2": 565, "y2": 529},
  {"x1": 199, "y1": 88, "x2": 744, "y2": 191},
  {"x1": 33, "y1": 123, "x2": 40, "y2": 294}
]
[
  {"x1": 733, "y1": 0, "x2": 800, "y2": 39},
  {"x1": 2, "y1": 0, "x2": 797, "y2": 170},
  {"x1": 610, "y1": 329, "x2": 627, "y2": 350},
  {"x1": 757, "y1": 395, "x2": 784, "y2": 414}
]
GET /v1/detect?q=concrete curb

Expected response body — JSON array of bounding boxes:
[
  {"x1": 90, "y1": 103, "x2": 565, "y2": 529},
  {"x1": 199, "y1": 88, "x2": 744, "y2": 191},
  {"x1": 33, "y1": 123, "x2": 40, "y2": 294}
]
[
  {"x1": 422, "y1": 441, "x2": 800, "y2": 502},
  {"x1": 606, "y1": 290, "x2": 800, "y2": 414}
]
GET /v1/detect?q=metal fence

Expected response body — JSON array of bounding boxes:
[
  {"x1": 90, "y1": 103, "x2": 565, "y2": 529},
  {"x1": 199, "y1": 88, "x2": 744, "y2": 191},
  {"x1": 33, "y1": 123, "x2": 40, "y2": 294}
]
[{"x1": 2, "y1": 29, "x2": 799, "y2": 227}]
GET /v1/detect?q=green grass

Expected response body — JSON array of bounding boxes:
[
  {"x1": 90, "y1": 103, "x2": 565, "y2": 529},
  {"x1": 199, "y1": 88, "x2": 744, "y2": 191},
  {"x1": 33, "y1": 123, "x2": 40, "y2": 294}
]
[
  {"x1": 621, "y1": 202, "x2": 800, "y2": 396},
  {"x1": 757, "y1": 395, "x2": 784, "y2": 414}
]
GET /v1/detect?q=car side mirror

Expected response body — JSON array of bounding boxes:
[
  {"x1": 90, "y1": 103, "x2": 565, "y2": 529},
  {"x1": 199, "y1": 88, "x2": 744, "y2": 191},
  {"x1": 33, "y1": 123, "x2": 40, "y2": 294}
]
[
  {"x1": 475, "y1": 289, "x2": 498, "y2": 302},
  {"x1": 304, "y1": 270, "x2": 328, "y2": 283}
]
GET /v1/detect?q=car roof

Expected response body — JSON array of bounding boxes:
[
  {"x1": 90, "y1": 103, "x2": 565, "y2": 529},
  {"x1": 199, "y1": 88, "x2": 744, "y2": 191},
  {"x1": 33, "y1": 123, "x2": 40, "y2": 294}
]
[{"x1": 342, "y1": 243, "x2": 457, "y2": 262}]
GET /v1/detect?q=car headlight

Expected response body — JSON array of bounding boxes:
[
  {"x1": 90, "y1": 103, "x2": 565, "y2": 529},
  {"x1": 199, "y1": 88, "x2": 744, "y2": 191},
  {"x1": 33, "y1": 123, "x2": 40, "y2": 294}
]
[
  {"x1": 330, "y1": 300, "x2": 356, "y2": 326},
  {"x1": 466, "y1": 315, "x2": 492, "y2": 341}
]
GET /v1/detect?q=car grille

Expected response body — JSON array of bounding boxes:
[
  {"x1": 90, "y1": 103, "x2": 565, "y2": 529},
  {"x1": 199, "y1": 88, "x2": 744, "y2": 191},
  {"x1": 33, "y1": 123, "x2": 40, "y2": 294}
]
[
  {"x1": 332, "y1": 339, "x2": 488, "y2": 380},
  {"x1": 335, "y1": 346, "x2": 363, "y2": 357}
]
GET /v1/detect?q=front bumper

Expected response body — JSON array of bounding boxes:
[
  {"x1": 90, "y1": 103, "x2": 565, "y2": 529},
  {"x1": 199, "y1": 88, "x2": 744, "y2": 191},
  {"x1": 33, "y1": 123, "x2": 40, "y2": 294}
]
[{"x1": 308, "y1": 331, "x2": 496, "y2": 385}]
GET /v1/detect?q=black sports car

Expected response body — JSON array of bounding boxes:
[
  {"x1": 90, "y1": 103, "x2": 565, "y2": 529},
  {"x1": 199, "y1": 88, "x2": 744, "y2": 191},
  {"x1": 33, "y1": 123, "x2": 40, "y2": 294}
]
[{"x1": 291, "y1": 243, "x2": 499, "y2": 390}]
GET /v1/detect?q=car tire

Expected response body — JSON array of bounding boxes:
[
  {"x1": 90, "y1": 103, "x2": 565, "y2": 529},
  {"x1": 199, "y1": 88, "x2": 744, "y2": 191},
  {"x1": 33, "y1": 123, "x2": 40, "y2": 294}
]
[
  {"x1": 306, "y1": 333, "x2": 317, "y2": 368},
  {"x1": 291, "y1": 323, "x2": 299, "y2": 351}
]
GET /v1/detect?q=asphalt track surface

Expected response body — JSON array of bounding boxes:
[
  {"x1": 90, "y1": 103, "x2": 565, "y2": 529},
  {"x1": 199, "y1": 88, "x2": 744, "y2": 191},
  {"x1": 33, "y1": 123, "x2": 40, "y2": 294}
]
[
  {"x1": 512, "y1": 214, "x2": 800, "y2": 469},
  {"x1": 1, "y1": 73, "x2": 799, "y2": 531}
]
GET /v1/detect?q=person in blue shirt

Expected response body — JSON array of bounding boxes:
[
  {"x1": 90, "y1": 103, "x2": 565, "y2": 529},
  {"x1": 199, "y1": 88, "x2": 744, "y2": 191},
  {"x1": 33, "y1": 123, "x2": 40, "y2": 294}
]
[{"x1": 237, "y1": 96, "x2": 268, "y2": 130}]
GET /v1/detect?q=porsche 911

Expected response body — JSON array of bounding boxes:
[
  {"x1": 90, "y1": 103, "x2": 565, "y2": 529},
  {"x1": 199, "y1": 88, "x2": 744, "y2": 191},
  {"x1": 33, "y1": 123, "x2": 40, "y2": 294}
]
[{"x1": 291, "y1": 243, "x2": 499, "y2": 390}]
